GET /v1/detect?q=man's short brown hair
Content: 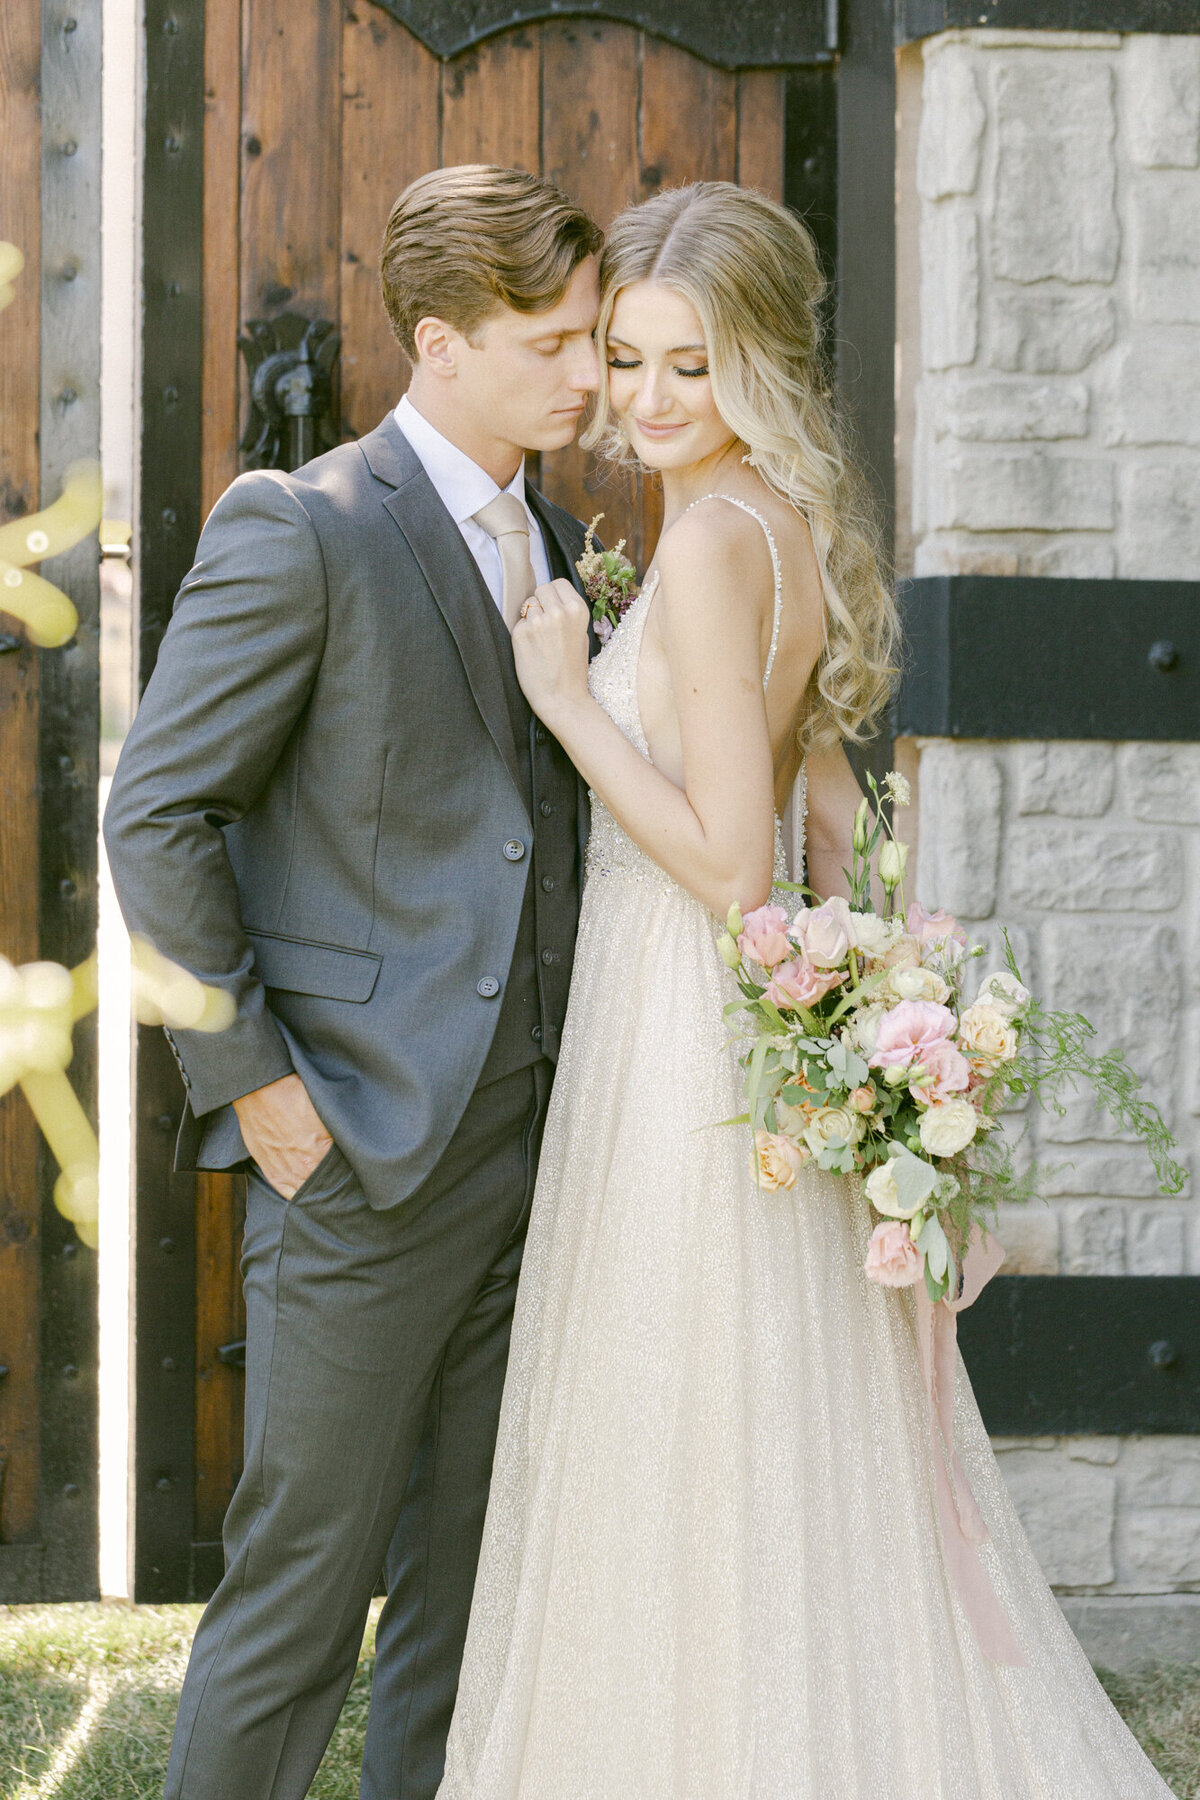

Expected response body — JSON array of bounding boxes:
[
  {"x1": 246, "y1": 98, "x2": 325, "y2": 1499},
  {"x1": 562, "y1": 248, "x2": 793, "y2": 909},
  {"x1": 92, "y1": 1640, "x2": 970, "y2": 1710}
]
[{"x1": 380, "y1": 165, "x2": 603, "y2": 358}]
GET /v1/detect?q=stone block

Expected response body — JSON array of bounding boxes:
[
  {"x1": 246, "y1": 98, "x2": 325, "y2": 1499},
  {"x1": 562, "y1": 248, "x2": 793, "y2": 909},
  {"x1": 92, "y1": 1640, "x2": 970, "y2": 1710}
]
[
  {"x1": 1121, "y1": 1437, "x2": 1200, "y2": 1508},
  {"x1": 959, "y1": 919, "x2": 1034, "y2": 1002},
  {"x1": 931, "y1": 449, "x2": 1114, "y2": 532},
  {"x1": 996, "y1": 1447, "x2": 1116, "y2": 1586},
  {"x1": 1118, "y1": 1508, "x2": 1200, "y2": 1586},
  {"x1": 1132, "y1": 174, "x2": 1200, "y2": 323},
  {"x1": 1022, "y1": 539, "x2": 1116, "y2": 578},
  {"x1": 1038, "y1": 918, "x2": 1180, "y2": 1143},
  {"x1": 988, "y1": 289, "x2": 1116, "y2": 374},
  {"x1": 1107, "y1": 336, "x2": 1200, "y2": 446},
  {"x1": 1121, "y1": 744, "x2": 1200, "y2": 824},
  {"x1": 914, "y1": 743, "x2": 1002, "y2": 918},
  {"x1": 1060, "y1": 1202, "x2": 1126, "y2": 1273},
  {"x1": 1120, "y1": 461, "x2": 1200, "y2": 579},
  {"x1": 1007, "y1": 823, "x2": 1182, "y2": 911},
  {"x1": 1065, "y1": 1438, "x2": 1121, "y2": 1465},
  {"x1": 912, "y1": 538, "x2": 1019, "y2": 576},
  {"x1": 939, "y1": 375, "x2": 1089, "y2": 442},
  {"x1": 1059, "y1": 1594, "x2": 1200, "y2": 1670},
  {"x1": 918, "y1": 45, "x2": 986, "y2": 199},
  {"x1": 1125, "y1": 36, "x2": 1200, "y2": 170},
  {"x1": 1045, "y1": 1153, "x2": 1163, "y2": 1199},
  {"x1": 992, "y1": 60, "x2": 1118, "y2": 285},
  {"x1": 994, "y1": 1201, "x2": 1059, "y2": 1273},
  {"x1": 921, "y1": 203, "x2": 979, "y2": 370},
  {"x1": 1126, "y1": 1207, "x2": 1187, "y2": 1274},
  {"x1": 1014, "y1": 743, "x2": 1114, "y2": 818}
]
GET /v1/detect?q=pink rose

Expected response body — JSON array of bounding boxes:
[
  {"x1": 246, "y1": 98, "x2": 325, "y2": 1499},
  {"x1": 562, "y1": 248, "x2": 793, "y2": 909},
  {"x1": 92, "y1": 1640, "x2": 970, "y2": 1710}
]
[
  {"x1": 791, "y1": 896, "x2": 854, "y2": 969},
  {"x1": 594, "y1": 616, "x2": 614, "y2": 645},
  {"x1": 765, "y1": 958, "x2": 844, "y2": 1010},
  {"x1": 868, "y1": 999, "x2": 957, "y2": 1070},
  {"x1": 864, "y1": 1219, "x2": 925, "y2": 1287},
  {"x1": 909, "y1": 1038, "x2": 971, "y2": 1105},
  {"x1": 906, "y1": 902, "x2": 967, "y2": 949},
  {"x1": 738, "y1": 904, "x2": 792, "y2": 970}
]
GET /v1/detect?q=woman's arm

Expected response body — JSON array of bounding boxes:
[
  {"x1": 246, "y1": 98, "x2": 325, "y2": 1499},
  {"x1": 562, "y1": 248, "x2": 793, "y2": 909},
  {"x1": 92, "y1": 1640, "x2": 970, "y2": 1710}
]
[
  {"x1": 803, "y1": 741, "x2": 868, "y2": 903},
  {"x1": 514, "y1": 512, "x2": 778, "y2": 917}
]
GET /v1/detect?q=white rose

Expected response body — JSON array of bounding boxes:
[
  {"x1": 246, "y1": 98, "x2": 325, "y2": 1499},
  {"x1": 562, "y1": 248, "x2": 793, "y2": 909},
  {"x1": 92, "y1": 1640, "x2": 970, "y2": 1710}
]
[
  {"x1": 802, "y1": 1104, "x2": 865, "y2": 1160},
  {"x1": 864, "y1": 1158, "x2": 901, "y2": 1213},
  {"x1": 918, "y1": 1098, "x2": 978, "y2": 1157},
  {"x1": 885, "y1": 965, "x2": 951, "y2": 1006},
  {"x1": 843, "y1": 1001, "x2": 887, "y2": 1057},
  {"x1": 978, "y1": 970, "x2": 1031, "y2": 1022},
  {"x1": 958, "y1": 1002, "x2": 1018, "y2": 1069},
  {"x1": 848, "y1": 911, "x2": 898, "y2": 958}
]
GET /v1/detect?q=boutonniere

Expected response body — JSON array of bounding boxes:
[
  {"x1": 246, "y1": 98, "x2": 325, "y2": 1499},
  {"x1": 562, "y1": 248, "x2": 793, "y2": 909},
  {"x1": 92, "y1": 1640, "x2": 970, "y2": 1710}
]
[{"x1": 575, "y1": 514, "x2": 639, "y2": 644}]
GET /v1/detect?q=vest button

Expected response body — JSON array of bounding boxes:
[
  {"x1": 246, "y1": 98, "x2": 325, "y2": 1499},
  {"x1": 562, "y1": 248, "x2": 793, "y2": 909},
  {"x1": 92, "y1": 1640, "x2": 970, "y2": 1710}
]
[
  {"x1": 503, "y1": 839, "x2": 525, "y2": 861},
  {"x1": 541, "y1": 875, "x2": 555, "y2": 893},
  {"x1": 476, "y1": 976, "x2": 500, "y2": 998},
  {"x1": 541, "y1": 948, "x2": 558, "y2": 966},
  {"x1": 530, "y1": 1024, "x2": 543, "y2": 1042},
  {"x1": 534, "y1": 726, "x2": 548, "y2": 745},
  {"x1": 540, "y1": 800, "x2": 554, "y2": 817}
]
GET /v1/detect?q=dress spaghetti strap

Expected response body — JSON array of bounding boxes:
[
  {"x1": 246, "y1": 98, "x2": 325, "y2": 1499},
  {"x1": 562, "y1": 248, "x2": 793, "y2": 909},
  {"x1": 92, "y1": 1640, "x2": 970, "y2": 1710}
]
[{"x1": 681, "y1": 492, "x2": 783, "y2": 689}]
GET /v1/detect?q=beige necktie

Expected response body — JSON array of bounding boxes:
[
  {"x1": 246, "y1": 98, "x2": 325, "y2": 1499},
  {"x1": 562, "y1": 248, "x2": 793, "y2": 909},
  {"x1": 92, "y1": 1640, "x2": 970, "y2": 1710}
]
[{"x1": 473, "y1": 492, "x2": 537, "y2": 632}]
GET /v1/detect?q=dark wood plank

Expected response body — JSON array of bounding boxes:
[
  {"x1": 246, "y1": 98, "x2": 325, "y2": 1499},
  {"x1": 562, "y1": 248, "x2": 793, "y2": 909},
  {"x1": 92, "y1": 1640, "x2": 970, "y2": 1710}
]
[
  {"x1": 340, "y1": 7, "x2": 439, "y2": 441},
  {"x1": 737, "y1": 69, "x2": 785, "y2": 199},
  {"x1": 539, "y1": 21, "x2": 642, "y2": 557},
  {"x1": 440, "y1": 29, "x2": 542, "y2": 172},
  {"x1": 640, "y1": 35, "x2": 737, "y2": 193},
  {"x1": 240, "y1": 0, "x2": 342, "y2": 329},
  {"x1": 0, "y1": 0, "x2": 42, "y2": 1551},
  {"x1": 202, "y1": 0, "x2": 242, "y2": 515},
  {"x1": 193, "y1": 1173, "x2": 246, "y2": 1544}
]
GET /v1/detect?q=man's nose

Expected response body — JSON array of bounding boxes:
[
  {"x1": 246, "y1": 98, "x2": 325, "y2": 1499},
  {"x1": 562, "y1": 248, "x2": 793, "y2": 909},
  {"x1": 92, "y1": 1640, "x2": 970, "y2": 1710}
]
[{"x1": 569, "y1": 340, "x2": 601, "y2": 392}]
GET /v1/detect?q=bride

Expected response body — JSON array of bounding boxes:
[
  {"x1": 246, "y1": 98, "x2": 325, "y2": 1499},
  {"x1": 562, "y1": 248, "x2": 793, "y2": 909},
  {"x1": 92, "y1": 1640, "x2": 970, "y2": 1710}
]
[{"x1": 435, "y1": 183, "x2": 1173, "y2": 1799}]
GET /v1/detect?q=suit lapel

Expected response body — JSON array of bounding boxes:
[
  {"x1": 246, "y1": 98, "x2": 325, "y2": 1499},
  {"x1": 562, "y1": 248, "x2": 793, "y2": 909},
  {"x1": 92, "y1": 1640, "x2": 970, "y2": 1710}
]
[
  {"x1": 524, "y1": 483, "x2": 597, "y2": 862},
  {"x1": 363, "y1": 416, "x2": 530, "y2": 815}
]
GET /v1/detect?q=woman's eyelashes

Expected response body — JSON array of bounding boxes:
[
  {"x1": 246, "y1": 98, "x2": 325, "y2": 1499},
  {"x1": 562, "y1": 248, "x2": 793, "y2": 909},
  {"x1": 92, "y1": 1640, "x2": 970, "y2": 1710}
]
[{"x1": 605, "y1": 355, "x2": 710, "y2": 377}]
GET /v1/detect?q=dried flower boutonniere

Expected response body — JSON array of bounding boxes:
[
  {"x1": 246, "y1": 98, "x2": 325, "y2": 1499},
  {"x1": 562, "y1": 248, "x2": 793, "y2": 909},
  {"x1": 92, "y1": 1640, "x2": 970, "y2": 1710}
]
[{"x1": 575, "y1": 514, "x2": 639, "y2": 644}]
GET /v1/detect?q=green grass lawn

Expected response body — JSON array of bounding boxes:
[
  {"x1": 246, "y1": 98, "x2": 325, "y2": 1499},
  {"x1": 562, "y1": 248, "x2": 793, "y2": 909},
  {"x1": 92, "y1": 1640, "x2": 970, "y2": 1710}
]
[{"x1": 1, "y1": 1601, "x2": 1197, "y2": 1797}]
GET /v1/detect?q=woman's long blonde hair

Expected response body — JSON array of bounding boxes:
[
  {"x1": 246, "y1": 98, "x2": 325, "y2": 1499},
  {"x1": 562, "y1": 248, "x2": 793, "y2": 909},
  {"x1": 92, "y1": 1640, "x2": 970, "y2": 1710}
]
[{"x1": 583, "y1": 182, "x2": 897, "y2": 753}]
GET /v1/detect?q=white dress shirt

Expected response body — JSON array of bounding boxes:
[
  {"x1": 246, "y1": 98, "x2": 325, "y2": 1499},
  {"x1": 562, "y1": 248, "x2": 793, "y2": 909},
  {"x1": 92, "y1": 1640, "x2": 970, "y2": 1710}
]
[{"x1": 394, "y1": 394, "x2": 551, "y2": 613}]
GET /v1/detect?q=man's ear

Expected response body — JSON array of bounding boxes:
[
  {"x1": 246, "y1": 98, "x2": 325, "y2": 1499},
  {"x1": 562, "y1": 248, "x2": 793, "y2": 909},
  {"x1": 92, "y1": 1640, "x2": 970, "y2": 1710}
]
[{"x1": 411, "y1": 314, "x2": 461, "y2": 380}]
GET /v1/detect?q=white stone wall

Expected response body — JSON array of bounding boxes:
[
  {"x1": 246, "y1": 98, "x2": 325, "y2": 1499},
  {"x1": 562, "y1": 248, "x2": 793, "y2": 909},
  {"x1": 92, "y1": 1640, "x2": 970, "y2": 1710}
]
[{"x1": 904, "y1": 31, "x2": 1200, "y2": 1639}]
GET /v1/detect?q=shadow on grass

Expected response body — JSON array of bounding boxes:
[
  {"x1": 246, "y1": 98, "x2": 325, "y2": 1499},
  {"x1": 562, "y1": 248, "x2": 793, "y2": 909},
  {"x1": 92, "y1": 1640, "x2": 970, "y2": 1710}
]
[
  {"x1": 0, "y1": 1668, "x2": 85, "y2": 1794},
  {"x1": 1098, "y1": 1664, "x2": 1200, "y2": 1800}
]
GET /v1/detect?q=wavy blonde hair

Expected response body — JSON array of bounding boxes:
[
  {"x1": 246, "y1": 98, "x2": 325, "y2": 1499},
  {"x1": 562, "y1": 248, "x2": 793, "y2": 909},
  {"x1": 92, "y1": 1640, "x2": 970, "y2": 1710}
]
[{"x1": 583, "y1": 182, "x2": 897, "y2": 753}]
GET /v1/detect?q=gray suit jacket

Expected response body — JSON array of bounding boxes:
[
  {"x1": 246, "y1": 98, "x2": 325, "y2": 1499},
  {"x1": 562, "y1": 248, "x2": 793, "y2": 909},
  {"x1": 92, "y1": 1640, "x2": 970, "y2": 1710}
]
[{"x1": 104, "y1": 412, "x2": 592, "y2": 1210}]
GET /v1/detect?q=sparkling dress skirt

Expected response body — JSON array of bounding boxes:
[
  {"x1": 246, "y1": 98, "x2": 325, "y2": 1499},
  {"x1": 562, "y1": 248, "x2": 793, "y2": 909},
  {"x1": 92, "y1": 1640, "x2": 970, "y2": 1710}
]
[{"x1": 436, "y1": 586, "x2": 1174, "y2": 1800}]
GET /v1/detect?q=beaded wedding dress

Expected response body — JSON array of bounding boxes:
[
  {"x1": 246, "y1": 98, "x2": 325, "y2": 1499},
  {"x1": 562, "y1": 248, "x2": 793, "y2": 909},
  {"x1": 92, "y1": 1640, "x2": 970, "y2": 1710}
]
[{"x1": 437, "y1": 500, "x2": 1173, "y2": 1800}]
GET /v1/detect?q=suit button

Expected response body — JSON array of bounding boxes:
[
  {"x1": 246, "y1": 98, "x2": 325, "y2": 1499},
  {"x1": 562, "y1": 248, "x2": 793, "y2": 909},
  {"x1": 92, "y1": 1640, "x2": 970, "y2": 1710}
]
[
  {"x1": 476, "y1": 976, "x2": 500, "y2": 998},
  {"x1": 534, "y1": 726, "x2": 548, "y2": 745},
  {"x1": 530, "y1": 1024, "x2": 543, "y2": 1042},
  {"x1": 503, "y1": 839, "x2": 525, "y2": 861},
  {"x1": 541, "y1": 875, "x2": 555, "y2": 893},
  {"x1": 540, "y1": 800, "x2": 554, "y2": 817},
  {"x1": 541, "y1": 949, "x2": 558, "y2": 966}
]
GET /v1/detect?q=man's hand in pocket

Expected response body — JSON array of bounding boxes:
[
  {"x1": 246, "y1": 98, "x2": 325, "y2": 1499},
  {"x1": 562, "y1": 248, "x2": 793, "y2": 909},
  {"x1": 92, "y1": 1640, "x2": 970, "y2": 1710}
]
[{"x1": 233, "y1": 1073, "x2": 333, "y2": 1198}]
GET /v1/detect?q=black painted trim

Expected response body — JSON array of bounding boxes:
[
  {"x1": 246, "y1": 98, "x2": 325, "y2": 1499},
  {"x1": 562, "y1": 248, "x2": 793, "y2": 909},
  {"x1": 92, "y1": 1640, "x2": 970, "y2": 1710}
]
[
  {"x1": 960, "y1": 1277, "x2": 1200, "y2": 1436},
  {"x1": 367, "y1": 0, "x2": 838, "y2": 66},
  {"x1": 898, "y1": 1, "x2": 1200, "y2": 41},
  {"x1": 30, "y1": 0, "x2": 103, "y2": 1606},
  {"x1": 135, "y1": 0, "x2": 206, "y2": 1604},
  {"x1": 896, "y1": 576, "x2": 1200, "y2": 741}
]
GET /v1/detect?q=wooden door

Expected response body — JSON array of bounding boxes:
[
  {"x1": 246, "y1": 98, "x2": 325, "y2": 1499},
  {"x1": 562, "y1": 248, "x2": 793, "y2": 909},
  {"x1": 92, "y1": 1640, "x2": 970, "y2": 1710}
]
[
  {"x1": 0, "y1": 0, "x2": 101, "y2": 1602},
  {"x1": 135, "y1": 0, "x2": 857, "y2": 1600}
]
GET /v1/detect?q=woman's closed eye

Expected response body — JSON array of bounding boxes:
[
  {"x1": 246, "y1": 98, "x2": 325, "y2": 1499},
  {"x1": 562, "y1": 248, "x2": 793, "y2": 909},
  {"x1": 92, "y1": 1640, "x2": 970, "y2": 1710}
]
[{"x1": 606, "y1": 355, "x2": 709, "y2": 377}]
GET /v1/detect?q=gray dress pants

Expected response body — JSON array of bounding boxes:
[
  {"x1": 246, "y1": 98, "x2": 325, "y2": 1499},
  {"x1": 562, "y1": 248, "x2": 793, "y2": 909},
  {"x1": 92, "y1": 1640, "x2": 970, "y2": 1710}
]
[{"x1": 164, "y1": 1059, "x2": 552, "y2": 1800}]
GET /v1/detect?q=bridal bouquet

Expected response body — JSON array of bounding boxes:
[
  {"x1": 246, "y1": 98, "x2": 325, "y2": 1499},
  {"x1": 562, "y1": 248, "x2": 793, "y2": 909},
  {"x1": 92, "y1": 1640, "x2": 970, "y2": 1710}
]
[{"x1": 718, "y1": 771, "x2": 1184, "y2": 1305}]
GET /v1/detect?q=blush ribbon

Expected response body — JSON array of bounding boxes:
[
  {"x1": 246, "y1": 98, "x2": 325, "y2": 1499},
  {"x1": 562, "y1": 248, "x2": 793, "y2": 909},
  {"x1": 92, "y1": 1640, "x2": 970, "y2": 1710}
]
[{"x1": 913, "y1": 1228, "x2": 1027, "y2": 1667}]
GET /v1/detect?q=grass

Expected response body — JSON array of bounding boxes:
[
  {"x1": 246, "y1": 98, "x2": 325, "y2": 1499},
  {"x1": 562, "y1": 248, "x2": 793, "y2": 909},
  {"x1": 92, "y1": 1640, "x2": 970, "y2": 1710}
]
[{"x1": 0, "y1": 1603, "x2": 1195, "y2": 1797}]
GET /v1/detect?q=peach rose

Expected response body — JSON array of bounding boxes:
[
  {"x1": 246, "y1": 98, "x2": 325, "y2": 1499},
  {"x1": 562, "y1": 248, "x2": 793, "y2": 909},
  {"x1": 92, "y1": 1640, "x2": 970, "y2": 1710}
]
[
  {"x1": 849, "y1": 1084, "x2": 877, "y2": 1114},
  {"x1": 765, "y1": 958, "x2": 844, "y2": 1010},
  {"x1": 864, "y1": 1219, "x2": 925, "y2": 1287},
  {"x1": 958, "y1": 1001, "x2": 1019, "y2": 1070},
  {"x1": 749, "y1": 1130, "x2": 809, "y2": 1191},
  {"x1": 909, "y1": 1039, "x2": 972, "y2": 1106},
  {"x1": 737, "y1": 904, "x2": 792, "y2": 970},
  {"x1": 868, "y1": 999, "x2": 957, "y2": 1070},
  {"x1": 791, "y1": 896, "x2": 854, "y2": 969}
]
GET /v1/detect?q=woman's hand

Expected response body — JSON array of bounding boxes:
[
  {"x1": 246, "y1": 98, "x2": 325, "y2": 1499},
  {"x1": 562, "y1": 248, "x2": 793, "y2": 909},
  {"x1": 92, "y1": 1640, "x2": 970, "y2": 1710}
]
[{"x1": 511, "y1": 577, "x2": 592, "y2": 728}]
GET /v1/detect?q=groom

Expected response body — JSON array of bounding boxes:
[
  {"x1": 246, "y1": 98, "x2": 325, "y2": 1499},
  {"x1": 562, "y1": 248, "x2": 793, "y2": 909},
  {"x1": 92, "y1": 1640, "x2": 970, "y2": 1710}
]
[{"x1": 104, "y1": 165, "x2": 603, "y2": 1799}]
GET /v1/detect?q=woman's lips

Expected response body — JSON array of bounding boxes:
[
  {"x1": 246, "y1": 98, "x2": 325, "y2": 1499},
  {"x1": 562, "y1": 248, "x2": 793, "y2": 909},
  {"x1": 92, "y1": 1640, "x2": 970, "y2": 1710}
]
[{"x1": 634, "y1": 418, "x2": 686, "y2": 437}]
